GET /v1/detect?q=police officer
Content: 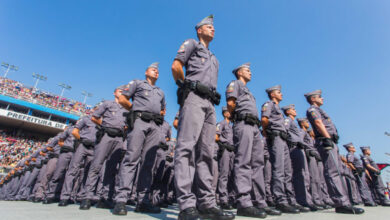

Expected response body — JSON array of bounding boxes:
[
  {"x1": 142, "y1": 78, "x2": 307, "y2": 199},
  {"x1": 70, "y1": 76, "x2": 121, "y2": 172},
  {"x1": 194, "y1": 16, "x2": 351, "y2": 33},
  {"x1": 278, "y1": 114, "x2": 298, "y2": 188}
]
[
  {"x1": 260, "y1": 85, "x2": 300, "y2": 214},
  {"x1": 112, "y1": 62, "x2": 166, "y2": 215},
  {"x1": 282, "y1": 104, "x2": 318, "y2": 211},
  {"x1": 360, "y1": 146, "x2": 390, "y2": 206},
  {"x1": 227, "y1": 63, "x2": 280, "y2": 218},
  {"x1": 343, "y1": 143, "x2": 376, "y2": 206},
  {"x1": 172, "y1": 15, "x2": 234, "y2": 220},
  {"x1": 58, "y1": 107, "x2": 98, "y2": 206},
  {"x1": 305, "y1": 90, "x2": 364, "y2": 214},
  {"x1": 216, "y1": 107, "x2": 235, "y2": 210},
  {"x1": 44, "y1": 125, "x2": 76, "y2": 204},
  {"x1": 79, "y1": 86, "x2": 127, "y2": 210}
]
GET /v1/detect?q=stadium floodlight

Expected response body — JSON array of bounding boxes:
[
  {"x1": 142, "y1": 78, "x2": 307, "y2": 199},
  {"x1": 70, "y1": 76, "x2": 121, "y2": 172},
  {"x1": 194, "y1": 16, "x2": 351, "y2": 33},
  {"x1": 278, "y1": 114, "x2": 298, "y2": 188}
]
[
  {"x1": 1, "y1": 62, "x2": 19, "y2": 78},
  {"x1": 386, "y1": 153, "x2": 390, "y2": 157},
  {"x1": 57, "y1": 83, "x2": 72, "y2": 105},
  {"x1": 32, "y1": 73, "x2": 47, "y2": 90},
  {"x1": 385, "y1": 132, "x2": 390, "y2": 137},
  {"x1": 81, "y1": 91, "x2": 93, "y2": 104}
]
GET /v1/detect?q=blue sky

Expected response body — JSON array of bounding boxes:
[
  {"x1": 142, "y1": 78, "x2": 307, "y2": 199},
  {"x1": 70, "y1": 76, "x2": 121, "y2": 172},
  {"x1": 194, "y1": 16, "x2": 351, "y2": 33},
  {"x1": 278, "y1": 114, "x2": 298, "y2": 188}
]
[{"x1": 1, "y1": 1, "x2": 390, "y2": 176}]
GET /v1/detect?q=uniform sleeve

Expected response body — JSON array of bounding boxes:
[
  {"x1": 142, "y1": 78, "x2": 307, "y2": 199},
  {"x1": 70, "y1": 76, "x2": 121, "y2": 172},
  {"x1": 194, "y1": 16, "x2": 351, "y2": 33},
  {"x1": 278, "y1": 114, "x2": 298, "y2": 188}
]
[
  {"x1": 261, "y1": 102, "x2": 272, "y2": 118},
  {"x1": 225, "y1": 81, "x2": 239, "y2": 100},
  {"x1": 75, "y1": 117, "x2": 86, "y2": 130},
  {"x1": 216, "y1": 123, "x2": 222, "y2": 136},
  {"x1": 167, "y1": 125, "x2": 172, "y2": 140},
  {"x1": 59, "y1": 129, "x2": 69, "y2": 140},
  {"x1": 175, "y1": 111, "x2": 180, "y2": 119},
  {"x1": 161, "y1": 90, "x2": 166, "y2": 110},
  {"x1": 346, "y1": 154, "x2": 354, "y2": 163},
  {"x1": 175, "y1": 39, "x2": 196, "y2": 65},
  {"x1": 307, "y1": 108, "x2": 321, "y2": 121},
  {"x1": 361, "y1": 156, "x2": 370, "y2": 167},
  {"x1": 92, "y1": 101, "x2": 108, "y2": 118},
  {"x1": 121, "y1": 80, "x2": 137, "y2": 98}
]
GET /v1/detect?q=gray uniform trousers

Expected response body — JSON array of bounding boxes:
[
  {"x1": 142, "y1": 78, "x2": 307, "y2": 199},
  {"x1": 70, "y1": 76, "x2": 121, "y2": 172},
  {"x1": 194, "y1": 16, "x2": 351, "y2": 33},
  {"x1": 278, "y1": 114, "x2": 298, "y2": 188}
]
[
  {"x1": 268, "y1": 136, "x2": 294, "y2": 205},
  {"x1": 290, "y1": 147, "x2": 313, "y2": 206},
  {"x1": 355, "y1": 172, "x2": 375, "y2": 204},
  {"x1": 60, "y1": 144, "x2": 93, "y2": 200},
  {"x1": 17, "y1": 171, "x2": 31, "y2": 199},
  {"x1": 35, "y1": 158, "x2": 58, "y2": 199},
  {"x1": 217, "y1": 150, "x2": 235, "y2": 204},
  {"x1": 152, "y1": 148, "x2": 168, "y2": 205},
  {"x1": 212, "y1": 158, "x2": 219, "y2": 201},
  {"x1": 114, "y1": 119, "x2": 160, "y2": 204},
  {"x1": 84, "y1": 134, "x2": 123, "y2": 200},
  {"x1": 174, "y1": 92, "x2": 216, "y2": 211},
  {"x1": 22, "y1": 167, "x2": 40, "y2": 199},
  {"x1": 46, "y1": 151, "x2": 74, "y2": 199},
  {"x1": 33, "y1": 163, "x2": 48, "y2": 199},
  {"x1": 345, "y1": 174, "x2": 360, "y2": 204},
  {"x1": 307, "y1": 155, "x2": 323, "y2": 205},
  {"x1": 370, "y1": 174, "x2": 388, "y2": 203},
  {"x1": 317, "y1": 161, "x2": 334, "y2": 205},
  {"x1": 6, "y1": 177, "x2": 18, "y2": 200},
  {"x1": 316, "y1": 140, "x2": 350, "y2": 207},
  {"x1": 233, "y1": 121, "x2": 266, "y2": 209}
]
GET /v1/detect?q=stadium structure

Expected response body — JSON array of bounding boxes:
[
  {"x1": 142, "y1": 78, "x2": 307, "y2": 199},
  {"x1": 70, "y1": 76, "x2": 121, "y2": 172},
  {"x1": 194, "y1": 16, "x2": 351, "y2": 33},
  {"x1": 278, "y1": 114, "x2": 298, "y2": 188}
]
[{"x1": 0, "y1": 77, "x2": 83, "y2": 138}]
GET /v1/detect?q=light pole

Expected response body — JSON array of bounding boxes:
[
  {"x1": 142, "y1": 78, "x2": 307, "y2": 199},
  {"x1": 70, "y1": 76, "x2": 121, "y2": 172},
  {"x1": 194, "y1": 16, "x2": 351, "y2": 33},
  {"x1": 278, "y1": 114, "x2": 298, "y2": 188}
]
[
  {"x1": 385, "y1": 132, "x2": 390, "y2": 137},
  {"x1": 81, "y1": 91, "x2": 93, "y2": 104},
  {"x1": 32, "y1": 73, "x2": 47, "y2": 91},
  {"x1": 57, "y1": 83, "x2": 71, "y2": 106},
  {"x1": 1, "y1": 62, "x2": 18, "y2": 78}
]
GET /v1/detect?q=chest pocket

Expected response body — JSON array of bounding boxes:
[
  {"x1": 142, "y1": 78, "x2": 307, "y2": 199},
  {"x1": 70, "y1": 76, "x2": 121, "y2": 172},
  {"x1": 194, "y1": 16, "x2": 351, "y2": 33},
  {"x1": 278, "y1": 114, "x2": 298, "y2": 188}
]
[{"x1": 195, "y1": 49, "x2": 209, "y2": 64}]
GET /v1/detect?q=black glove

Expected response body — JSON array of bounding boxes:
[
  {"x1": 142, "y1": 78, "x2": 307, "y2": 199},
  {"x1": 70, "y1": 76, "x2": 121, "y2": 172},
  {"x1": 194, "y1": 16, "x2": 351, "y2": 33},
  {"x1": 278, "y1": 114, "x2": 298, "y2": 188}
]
[
  {"x1": 332, "y1": 134, "x2": 339, "y2": 144},
  {"x1": 375, "y1": 170, "x2": 381, "y2": 175},
  {"x1": 213, "y1": 156, "x2": 218, "y2": 161},
  {"x1": 322, "y1": 138, "x2": 334, "y2": 151},
  {"x1": 158, "y1": 142, "x2": 169, "y2": 151},
  {"x1": 224, "y1": 144, "x2": 235, "y2": 152}
]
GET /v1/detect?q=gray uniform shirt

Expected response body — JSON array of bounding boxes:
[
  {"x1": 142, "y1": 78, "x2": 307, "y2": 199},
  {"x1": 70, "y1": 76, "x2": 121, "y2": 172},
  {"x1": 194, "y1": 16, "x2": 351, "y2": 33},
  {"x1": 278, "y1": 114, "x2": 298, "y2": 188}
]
[
  {"x1": 59, "y1": 126, "x2": 75, "y2": 148},
  {"x1": 122, "y1": 80, "x2": 165, "y2": 115},
  {"x1": 261, "y1": 100, "x2": 287, "y2": 132},
  {"x1": 92, "y1": 100, "x2": 127, "y2": 131},
  {"x1": 306, "y1": 105, "x2": 338, "y2": 138},
  {"x1": 216, "y1": 119, "x2": 233, "y2": 146},
  {"x1": 175, "y1": 39, "x2": 219, "y2": 89},
  {"x1": 346, "y1": 152, "x2": 363, "y2": 170},
  {"x1": 361, "y1": 155, "x2": 379, "y2": 173},
  {"x1": 161, "y1": 121, "x2": 172, "y2": 140},
  {"x1": 284, "y1": 117, "x2": 304, "y2": 144},
  {"x1": 76, "y1": 115, "x2": 97, "y2": 143},
  {"x1": 226, "y1": 80, "x2": 258, "y2": 117}
]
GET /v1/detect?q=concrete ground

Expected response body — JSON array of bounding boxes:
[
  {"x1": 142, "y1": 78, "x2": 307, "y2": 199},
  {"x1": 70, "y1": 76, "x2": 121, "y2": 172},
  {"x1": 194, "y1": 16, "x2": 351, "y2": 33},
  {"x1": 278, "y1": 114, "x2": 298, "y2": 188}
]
[{"x1": 0, "y1": 201, "x2": 389, "y2": 220}]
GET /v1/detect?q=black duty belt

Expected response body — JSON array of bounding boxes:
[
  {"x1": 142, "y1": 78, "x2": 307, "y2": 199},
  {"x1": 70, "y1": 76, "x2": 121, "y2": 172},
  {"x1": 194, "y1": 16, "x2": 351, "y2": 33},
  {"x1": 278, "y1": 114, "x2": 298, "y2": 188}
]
[
  {"x1": 266, "y1": 129, "x2": 288, "y2": 141},
  {"x1": 178, "y1": 80, "x2": 221, "y2": 106},
  {"x1": 60, "y1": 147, "x2": 74, "y2": 153},
  {"x1": 103, "y1": 127, "x2": 124, "y2": 138},
  {"x1": 234, "y1": 113, "x2": 261, "y2": 127},
  {"x1": 134, "y1": 111, "x2": 163, "y2": 126}
]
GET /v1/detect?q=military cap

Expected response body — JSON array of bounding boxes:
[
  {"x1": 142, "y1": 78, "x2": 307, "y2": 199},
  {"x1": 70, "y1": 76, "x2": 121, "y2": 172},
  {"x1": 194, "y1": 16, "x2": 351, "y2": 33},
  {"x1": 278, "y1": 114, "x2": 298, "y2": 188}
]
[
  {"x1": 115, "y1": 84, "x2": 128, "y2": 92},
  {"x1": 304, "y1": 90, "x2": 322, "y2": 99},
  {"x1": 343, "y1": 142, "x2": 354, "y2": 150},
  {"x1": 281, "y1": 104, "x2": 295, "y2": 112},
  {"x1": 222, "y1": 106, "x2": 228, "y2": 113},
  {"x1": 147, "y1": 62, "x2": 159, "y2": 70},
  {"x1": 265, "y1": 85, "x2": 281, "y2": 94},
  {"x1": 297, "y1": 118, "x2": 308, "y2": 123},
  {"x1": 195, "y1": 15, "x2": 214, "y2": 30},
  {"x1": 360, "y1": 146, "x2": 370, "y2": 151},
  {"x1": 232, "y1": 62, "x2": 250, "y2": 76}
]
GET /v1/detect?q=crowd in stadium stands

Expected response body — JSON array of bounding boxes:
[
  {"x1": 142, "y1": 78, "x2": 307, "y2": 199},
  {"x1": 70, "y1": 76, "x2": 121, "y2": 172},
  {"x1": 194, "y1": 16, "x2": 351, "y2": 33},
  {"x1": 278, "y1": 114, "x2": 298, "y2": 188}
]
[
  {"x1": 0, "y1": 77, "x2": 91, "y2": 116},
  {"x1": 0, "y1": 130, "x2": 45, "y2": 168}
]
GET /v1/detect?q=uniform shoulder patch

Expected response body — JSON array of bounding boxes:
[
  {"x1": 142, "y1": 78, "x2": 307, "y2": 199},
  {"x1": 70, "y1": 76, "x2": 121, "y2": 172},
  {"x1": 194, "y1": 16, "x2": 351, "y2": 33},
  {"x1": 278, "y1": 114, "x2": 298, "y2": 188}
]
[
  {"x1": 216, "y1": 124, "x2": 220, "y2": 131},
  {"x1": 262, "y1": 103, "x2": 269, "y2": 112},
  {"x1": 227, "y1": 82, "x2": 235, "y2": 93}
]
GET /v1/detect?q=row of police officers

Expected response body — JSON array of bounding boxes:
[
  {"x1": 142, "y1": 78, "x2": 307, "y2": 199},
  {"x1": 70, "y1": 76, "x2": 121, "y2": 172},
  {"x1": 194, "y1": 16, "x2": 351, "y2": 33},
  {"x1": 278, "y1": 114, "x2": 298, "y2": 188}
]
[{"x1": 1, "y1": 15, "x2": 390, "y2": 220}]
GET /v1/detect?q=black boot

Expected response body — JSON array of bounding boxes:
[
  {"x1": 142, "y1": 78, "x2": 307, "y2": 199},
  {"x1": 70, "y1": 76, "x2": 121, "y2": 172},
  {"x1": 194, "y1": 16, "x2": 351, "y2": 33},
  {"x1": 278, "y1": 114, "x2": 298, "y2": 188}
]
[
  {"x1": 58, "y1": 199, "x2": 69, "y2": 207},
  {"x1": 112, "y1": 202, "x2": 127, "y2": 215},
  {"x1": 220, "y1": 203, "x2": 233, "y2": 210},
  {"x1": 381, "y1": 200, "x2": 390, "y2": 207},
  {"x1": 33, "y1": 197, "x2": 42, "y2": 203},
  {"x1": 335, "y1": 206, "x2": 364, "y2": 214},
  {"x1": 263, "y1": 207, "x2": 282, "y2": 215},
  {"x1": 79, "y1": 199, "x2": 91, "y2": 210},
  {"x1": 198, "y1": 206, "x2": 235, "y2": 220},
  {"x1": 364, "y1": 202, "x2": 376, "y2": 207},
  {"x1": 294, "y1": 204, "x2": 310, "y2": 212},
  {"x1": 43, "y1": 197, "x2": 58, "y2": 204},
  {"x1": 237, "y1": 206, "x2": 266, "y2": 218},
  {"x1": 275, "y1": 203, "x2": 300, "y2": 214},
  {"x1": 96, "y1": 199, "x2": 114, "y2": 209},
  {"x1": 135, "y1": 202, "x2": 161, "y2": 213},
  {"x1": 126, "y1": 199, "x2": 136, "y2": 206},
  {"x1": 178, "y1": 207, "x2": 202, "y2": 220}
]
